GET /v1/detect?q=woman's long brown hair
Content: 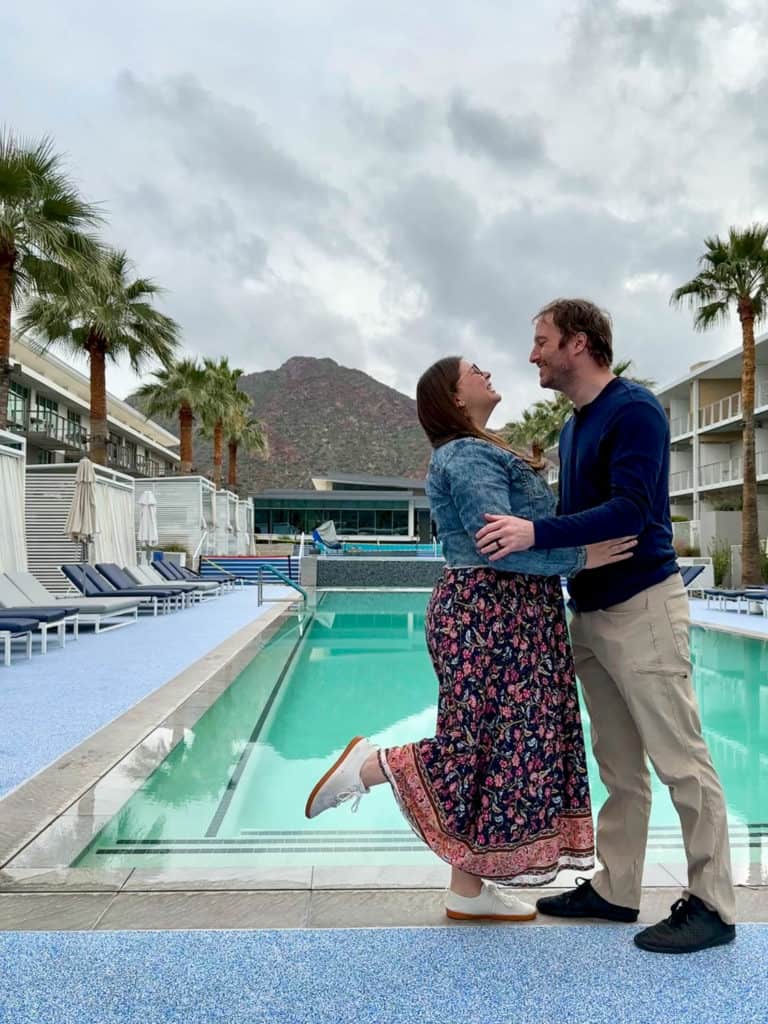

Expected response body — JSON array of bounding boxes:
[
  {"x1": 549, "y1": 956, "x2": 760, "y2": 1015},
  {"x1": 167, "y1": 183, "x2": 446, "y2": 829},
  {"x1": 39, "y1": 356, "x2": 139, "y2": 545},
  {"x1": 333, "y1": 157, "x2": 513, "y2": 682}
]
[{"x1": 416, "y1": 356, "x2": 544, "y2": 469}]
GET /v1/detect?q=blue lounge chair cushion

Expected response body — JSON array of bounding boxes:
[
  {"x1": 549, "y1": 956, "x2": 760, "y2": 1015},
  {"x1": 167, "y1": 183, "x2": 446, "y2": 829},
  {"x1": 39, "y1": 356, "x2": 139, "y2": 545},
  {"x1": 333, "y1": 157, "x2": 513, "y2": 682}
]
[
  {"x1": 0, "y1": 617, "x2": 39, "y2": 633},
  {"x1": 90, "y1": 564, "x2": 180, "y2": 598},
  {"x1": 0, "y1": 607, "x2": 68, "y2": 624},
  {"x1": 681, "y1": 565, "x2": 705, "y2": 587}
]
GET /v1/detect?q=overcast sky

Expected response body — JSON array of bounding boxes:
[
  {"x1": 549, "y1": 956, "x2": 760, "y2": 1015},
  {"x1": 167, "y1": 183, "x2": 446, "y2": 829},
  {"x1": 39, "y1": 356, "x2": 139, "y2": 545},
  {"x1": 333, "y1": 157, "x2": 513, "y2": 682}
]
[{"x1": 4, "y1": 0, "x2": 767, "y2": 426}]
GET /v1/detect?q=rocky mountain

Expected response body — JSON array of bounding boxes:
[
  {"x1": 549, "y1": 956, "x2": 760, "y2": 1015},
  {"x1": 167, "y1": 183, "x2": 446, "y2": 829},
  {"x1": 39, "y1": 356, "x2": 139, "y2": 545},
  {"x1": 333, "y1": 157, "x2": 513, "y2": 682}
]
[{"x1": 135, "y1": 357, "x2": 432, "y2": 494}]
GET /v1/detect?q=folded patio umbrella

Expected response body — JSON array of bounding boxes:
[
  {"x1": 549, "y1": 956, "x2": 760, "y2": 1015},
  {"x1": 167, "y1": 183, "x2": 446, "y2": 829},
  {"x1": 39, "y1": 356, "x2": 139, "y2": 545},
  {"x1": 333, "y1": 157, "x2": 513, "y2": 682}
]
[
  {"x1": 64, "y1": 457, "x2": 98, "y2": 559},
  {"x1": 137, "y1": 490, "x2": 159, "y2": 553}
]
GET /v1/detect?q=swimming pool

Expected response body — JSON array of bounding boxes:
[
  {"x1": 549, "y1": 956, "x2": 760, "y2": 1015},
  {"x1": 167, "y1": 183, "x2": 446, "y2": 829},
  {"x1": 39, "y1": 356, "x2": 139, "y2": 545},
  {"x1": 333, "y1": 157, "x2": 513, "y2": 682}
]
[
  {"x1": 75, "y1": 591, "x2": 768, "y2": 872},
  {"x1": 340, "y1": 542, "x2": 442, "y2": 557}
]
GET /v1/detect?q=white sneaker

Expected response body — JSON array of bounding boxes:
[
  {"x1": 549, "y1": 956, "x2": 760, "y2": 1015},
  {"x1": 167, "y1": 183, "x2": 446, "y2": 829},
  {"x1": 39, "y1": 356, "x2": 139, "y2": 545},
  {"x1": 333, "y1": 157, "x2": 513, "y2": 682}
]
[
  {"x1": 304, "y1": 736, "x2": 375, "y2": 819},
  {"x1": 445, "y1": 882, "x2": 537, "y2": 922}
]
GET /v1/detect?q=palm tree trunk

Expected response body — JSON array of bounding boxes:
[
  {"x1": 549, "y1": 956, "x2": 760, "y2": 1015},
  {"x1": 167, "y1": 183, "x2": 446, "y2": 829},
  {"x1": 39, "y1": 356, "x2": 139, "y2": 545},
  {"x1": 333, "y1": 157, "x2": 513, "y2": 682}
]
[
  {"x1": 179, "y1": 403, "x2": 194, "y2": 474},
  {"x1": 0, "y1": 255, "x2": 15, "y2": 431},
  {"x1": 738, "y1": 300, "x2": 762, "y2": 585},
  {"x1": 213, "y1": 420, "x2": 223, "y2": 487},
  {"x1": 228, "y1": 440, "x2": 238, "y2": 489},
  {"x1": 87, "y1": 334, "x2": 109, "y2": 466}
]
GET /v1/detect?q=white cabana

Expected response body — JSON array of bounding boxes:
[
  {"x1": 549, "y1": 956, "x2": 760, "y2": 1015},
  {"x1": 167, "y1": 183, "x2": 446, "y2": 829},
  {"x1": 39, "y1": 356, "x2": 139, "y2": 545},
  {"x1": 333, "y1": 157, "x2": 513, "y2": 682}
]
[
  {"x1": 0, "y1": 430, "x2": 27, "y2": 574},
  {"x1": 214, "y1": 490, "x2": 239, "y2": 555},
  {"x1": 234, "y1": 499, "x2": 254, "y2": 555},
  {"x1": 25, "y1": 463, "x2": 136, "y2": 593},
  {"x1": 135, "y1": 476, "x2": 217, "y2": 565}
]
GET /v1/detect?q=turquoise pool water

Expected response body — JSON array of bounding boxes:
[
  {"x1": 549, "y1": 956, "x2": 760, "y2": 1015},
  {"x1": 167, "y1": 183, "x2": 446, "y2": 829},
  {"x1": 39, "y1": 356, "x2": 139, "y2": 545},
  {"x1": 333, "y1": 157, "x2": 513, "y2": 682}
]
[
  {"x1": 341, "y1": 542, "x2": 442, "y2": 557},
  {"x1": 76, "y1": 592, "x2": 768, "y2": 873}
]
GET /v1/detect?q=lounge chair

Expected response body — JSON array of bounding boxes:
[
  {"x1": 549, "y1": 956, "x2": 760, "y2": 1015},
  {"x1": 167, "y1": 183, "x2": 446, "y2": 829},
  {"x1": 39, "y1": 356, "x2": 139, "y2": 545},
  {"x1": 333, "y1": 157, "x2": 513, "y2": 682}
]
[
  {"x1": 0, "y1": 617, "x2": 36, "y2": 667},
  {"x1": 150, "y1": 559, "x2": 222, "y2": 595},
  {"x1": 62, "y1": 564, "x2": 177, "y2": 617},
  {"x1": 742, "y1": 587, "x2": 768, "y2": 616},
  {"x1": 312, "y1": 520, "x2": 343, "y2": 553},
  {"x1": 161, "y1": 557, "x2": 240, "y2": 589},
  {"x1": 5, "y1": 571, "x2": 140, "y2": 633},
  {"x1": 680, "y1": 565, "x2": 705, "y2": 589},
  {"x1": 95, "y1": 563, "x2": 189, "y2": 609},
  {"x1": 702, "y1": 588, "x2": 749, "y2": 613},
  {"x1": 0, "y1": 576, "x2": 77, "y2": 651},
  {"x1": 124, "y1": 563, "x2": 212, "y2": 601}
]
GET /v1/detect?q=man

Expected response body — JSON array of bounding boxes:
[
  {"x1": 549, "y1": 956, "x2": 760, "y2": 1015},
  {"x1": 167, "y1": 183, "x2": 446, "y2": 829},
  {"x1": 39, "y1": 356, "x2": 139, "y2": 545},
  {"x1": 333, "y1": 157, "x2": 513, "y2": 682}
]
[{"x1": 476, "y1": 298, "x2": 735, "y2": 954}]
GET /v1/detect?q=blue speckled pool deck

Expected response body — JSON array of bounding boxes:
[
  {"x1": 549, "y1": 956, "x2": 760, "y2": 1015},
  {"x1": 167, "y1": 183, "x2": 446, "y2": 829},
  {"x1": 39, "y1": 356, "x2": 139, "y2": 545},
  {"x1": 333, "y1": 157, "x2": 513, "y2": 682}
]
[
  {"x1": 0, "y1": 925, "x2": 765, "y2": 1024},
  {"x1": 0, "y1": 587, "x2": 292, "y2": 798}
]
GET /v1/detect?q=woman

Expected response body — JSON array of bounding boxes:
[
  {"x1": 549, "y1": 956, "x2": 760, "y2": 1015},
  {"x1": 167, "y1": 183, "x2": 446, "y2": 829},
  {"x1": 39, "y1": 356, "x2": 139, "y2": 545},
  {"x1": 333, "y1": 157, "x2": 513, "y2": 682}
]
[{"x1": 304, "y1": 357, "x2": 636, "y2": 921}]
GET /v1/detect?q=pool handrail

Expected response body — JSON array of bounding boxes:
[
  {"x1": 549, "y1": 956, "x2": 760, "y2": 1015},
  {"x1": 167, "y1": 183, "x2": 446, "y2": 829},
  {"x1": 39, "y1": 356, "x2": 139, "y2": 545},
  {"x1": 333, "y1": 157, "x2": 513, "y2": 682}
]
[{"x1": 204, "y1": 558, "x2": 308, "y2": 604}]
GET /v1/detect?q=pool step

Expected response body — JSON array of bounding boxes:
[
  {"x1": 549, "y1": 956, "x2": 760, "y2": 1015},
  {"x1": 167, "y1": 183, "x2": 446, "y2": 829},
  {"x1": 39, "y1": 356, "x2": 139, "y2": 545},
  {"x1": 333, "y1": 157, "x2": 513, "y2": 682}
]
[{"x1": 92, "y1": 823, "x2": 768, "y2": 858}]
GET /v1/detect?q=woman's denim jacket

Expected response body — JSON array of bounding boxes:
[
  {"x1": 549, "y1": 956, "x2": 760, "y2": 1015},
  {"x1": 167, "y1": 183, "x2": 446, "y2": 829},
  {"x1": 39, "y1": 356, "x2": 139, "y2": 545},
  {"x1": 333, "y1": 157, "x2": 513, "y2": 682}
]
[{"x1": 427, "y1": 437, "x2": 587, "y2": 578}]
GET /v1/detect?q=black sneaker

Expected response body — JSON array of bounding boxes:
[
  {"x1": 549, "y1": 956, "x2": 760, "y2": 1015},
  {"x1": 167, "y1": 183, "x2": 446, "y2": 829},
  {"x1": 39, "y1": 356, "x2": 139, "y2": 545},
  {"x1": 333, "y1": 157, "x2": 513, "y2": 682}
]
[
  {"x1": 536, "y1": 877, "x2": 638, "y2": 922},
  {"x1": 634, "y1": 895, "x2": 736, "y2": 954}
]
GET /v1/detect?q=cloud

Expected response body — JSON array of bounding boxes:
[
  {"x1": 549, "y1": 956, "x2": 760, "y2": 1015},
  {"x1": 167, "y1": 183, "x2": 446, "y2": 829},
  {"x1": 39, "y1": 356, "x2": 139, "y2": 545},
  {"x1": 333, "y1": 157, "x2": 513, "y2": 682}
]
[
  {"x1": 115, "y1": 70, "x2": 333, "y2": 207},
  {"x1": 3, "y1": 0, "x2": 757, "y2": 421},
  {"x1": 344, "y1": 91, "x2": 438, "y2": 152},
  {"x1": 569, "y1": 0, "x2": 727, "y2": 77},
  {"x1": 447, "y1": 93, "x2": 548, "y2": 171}
]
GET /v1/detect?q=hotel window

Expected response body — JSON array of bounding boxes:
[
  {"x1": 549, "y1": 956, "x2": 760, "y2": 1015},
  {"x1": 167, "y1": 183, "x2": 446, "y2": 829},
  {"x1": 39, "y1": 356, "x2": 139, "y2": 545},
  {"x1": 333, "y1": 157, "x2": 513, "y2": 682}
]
[
  {"x1": 8, "y1": 383, "x2": 29, "y2": 429},
  {"x1": 66, "y1": 409, "x2": 84, "y2": 444},
  {"x1": 392, "y1": 510, "x2": 409, "y2": 534},
  {"x1": 34, "y1": 394, "x2": 59, "y2": 425}
]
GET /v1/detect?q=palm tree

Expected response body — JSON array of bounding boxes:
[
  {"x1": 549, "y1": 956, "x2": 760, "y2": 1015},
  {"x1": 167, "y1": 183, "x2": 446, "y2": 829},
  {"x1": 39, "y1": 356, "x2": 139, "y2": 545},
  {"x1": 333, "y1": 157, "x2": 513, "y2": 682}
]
[
  {"x1": 134, "y1": 357, "x2": 208, "y2": 474},
  {"x1": 504, "y1": 400, "x2": 564, "y2": 460},
  {"x1": 224, "y1": 391, "x2": 268, "y2": 491},
  {"x1": 200, "y1": 356, "x2": 244, "y2": 488},
  {"x1": 0, "y1": 130, "x2": 104, "y2": 428},
  {"x1": 672, "y1": 225, "x2": 768, "y2": 585},
  {"x1": 20, "y1": 249, "x2": 179, "y2": 464}
]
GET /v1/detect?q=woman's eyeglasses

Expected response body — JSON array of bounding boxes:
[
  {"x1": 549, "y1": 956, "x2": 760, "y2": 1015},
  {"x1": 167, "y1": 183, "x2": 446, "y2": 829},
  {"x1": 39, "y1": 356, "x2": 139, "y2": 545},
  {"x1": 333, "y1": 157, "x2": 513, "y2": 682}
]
[{"x1": 458, "y1": 363, "x2": 486, "y2": 383}]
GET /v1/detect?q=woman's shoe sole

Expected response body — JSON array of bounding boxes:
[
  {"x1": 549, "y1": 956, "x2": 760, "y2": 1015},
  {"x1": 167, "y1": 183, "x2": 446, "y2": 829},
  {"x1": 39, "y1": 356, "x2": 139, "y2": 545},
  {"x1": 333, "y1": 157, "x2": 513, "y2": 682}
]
[
  {"x1": 445, "y1": 909, "x2": 537, "y2": 922},
  {"x1": 304, "y1": 735, "x2": 365, "y2": 819}
]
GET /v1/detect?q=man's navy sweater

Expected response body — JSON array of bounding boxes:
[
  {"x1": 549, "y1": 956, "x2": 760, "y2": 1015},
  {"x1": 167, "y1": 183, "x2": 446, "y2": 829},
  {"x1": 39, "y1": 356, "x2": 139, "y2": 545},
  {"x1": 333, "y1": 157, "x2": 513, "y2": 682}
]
[{"x1": 533, "y1": 377, "x2": 678, "y2": 611}]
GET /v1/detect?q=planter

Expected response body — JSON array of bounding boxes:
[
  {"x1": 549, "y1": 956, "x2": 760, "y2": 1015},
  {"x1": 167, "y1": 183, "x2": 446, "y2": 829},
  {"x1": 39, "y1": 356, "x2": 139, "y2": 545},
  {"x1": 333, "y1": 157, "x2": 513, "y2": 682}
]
[{"x1": 152, "y1": 550, "x2": 187, "y2": 567}]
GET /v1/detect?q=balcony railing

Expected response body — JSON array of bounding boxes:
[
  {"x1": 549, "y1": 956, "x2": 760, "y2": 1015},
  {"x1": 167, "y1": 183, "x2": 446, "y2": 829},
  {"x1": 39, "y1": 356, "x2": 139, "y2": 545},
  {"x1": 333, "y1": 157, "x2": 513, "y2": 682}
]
[
  {"x1": 8, "y1": 406, "x2": 88, "y2": 452},
  {"x1": 669, "y1": 469, "x2": 694, "y2": 493},
  {"x1": 699, "y1": 392, "x2": 742, "y2": 430},
  {"x1": 670, "y1": 413, "x2": 693, "y2": 438},
  {"x1": 698, "y1": 450, "x2": 768, "y2": 488},
  {"x1": 698, "y1": 382, "x2": 768, "y2": 431},
  {"x1": 106, "y1": 442, "x2": 171, "y2": 478}
]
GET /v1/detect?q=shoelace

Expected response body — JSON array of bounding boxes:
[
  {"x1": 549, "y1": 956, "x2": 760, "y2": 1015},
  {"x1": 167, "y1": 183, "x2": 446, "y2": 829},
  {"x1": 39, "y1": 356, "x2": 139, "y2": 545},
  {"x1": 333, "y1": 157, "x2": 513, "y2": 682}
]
[
  {"x1": 568, "y1": 877, "x2": 594, "y2": 901},
  {"x1": 333, "y1": 788, "x2": 365, "y2": 813},
  {"x1": 667, "y1": 898, "x2": 694, "y2": 928}
]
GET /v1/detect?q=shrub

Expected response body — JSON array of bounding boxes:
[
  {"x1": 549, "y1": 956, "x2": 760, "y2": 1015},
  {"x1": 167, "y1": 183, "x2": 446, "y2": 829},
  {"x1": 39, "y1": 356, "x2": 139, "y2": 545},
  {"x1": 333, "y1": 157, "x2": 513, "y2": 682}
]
[
  {"x1": 708, "y1": 538, "x2": 731, "y2": 588},
  {"x1": 673, "y1": 539, "x2": 700, "y2": 558}
]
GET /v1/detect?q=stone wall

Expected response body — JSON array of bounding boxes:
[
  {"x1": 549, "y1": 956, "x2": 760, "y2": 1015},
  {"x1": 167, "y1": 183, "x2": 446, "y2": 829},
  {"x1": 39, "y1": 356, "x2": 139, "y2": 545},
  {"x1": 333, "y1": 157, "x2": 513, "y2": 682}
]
[{"x1": 308, "y1": 556, "x2": 445, "y2": 588}]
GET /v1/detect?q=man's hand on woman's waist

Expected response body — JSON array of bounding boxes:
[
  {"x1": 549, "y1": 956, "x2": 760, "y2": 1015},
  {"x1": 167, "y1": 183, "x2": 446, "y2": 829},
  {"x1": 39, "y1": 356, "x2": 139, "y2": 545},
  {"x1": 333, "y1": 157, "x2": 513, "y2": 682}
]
[
  {"x1": 477, "y1": 513, "x2": 638, "y2": 568},
  {"x1": 476, "y1": 513, "x2": 534, "y2": 558}
]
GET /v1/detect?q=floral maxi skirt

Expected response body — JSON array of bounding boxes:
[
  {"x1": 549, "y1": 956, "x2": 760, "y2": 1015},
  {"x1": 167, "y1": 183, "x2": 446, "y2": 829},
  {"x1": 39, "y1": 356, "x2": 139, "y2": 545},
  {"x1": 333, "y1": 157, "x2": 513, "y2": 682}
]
[{"x1": 381, "y1": 568, "x2": 595, "y2": 885}]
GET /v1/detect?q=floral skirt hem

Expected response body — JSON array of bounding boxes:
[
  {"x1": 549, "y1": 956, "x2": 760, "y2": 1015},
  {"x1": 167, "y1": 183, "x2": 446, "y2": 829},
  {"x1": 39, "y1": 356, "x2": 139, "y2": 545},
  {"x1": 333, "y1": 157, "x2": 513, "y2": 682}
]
[{"x1": 380, "y1": 745, "x2": 595, "y2": 887}]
